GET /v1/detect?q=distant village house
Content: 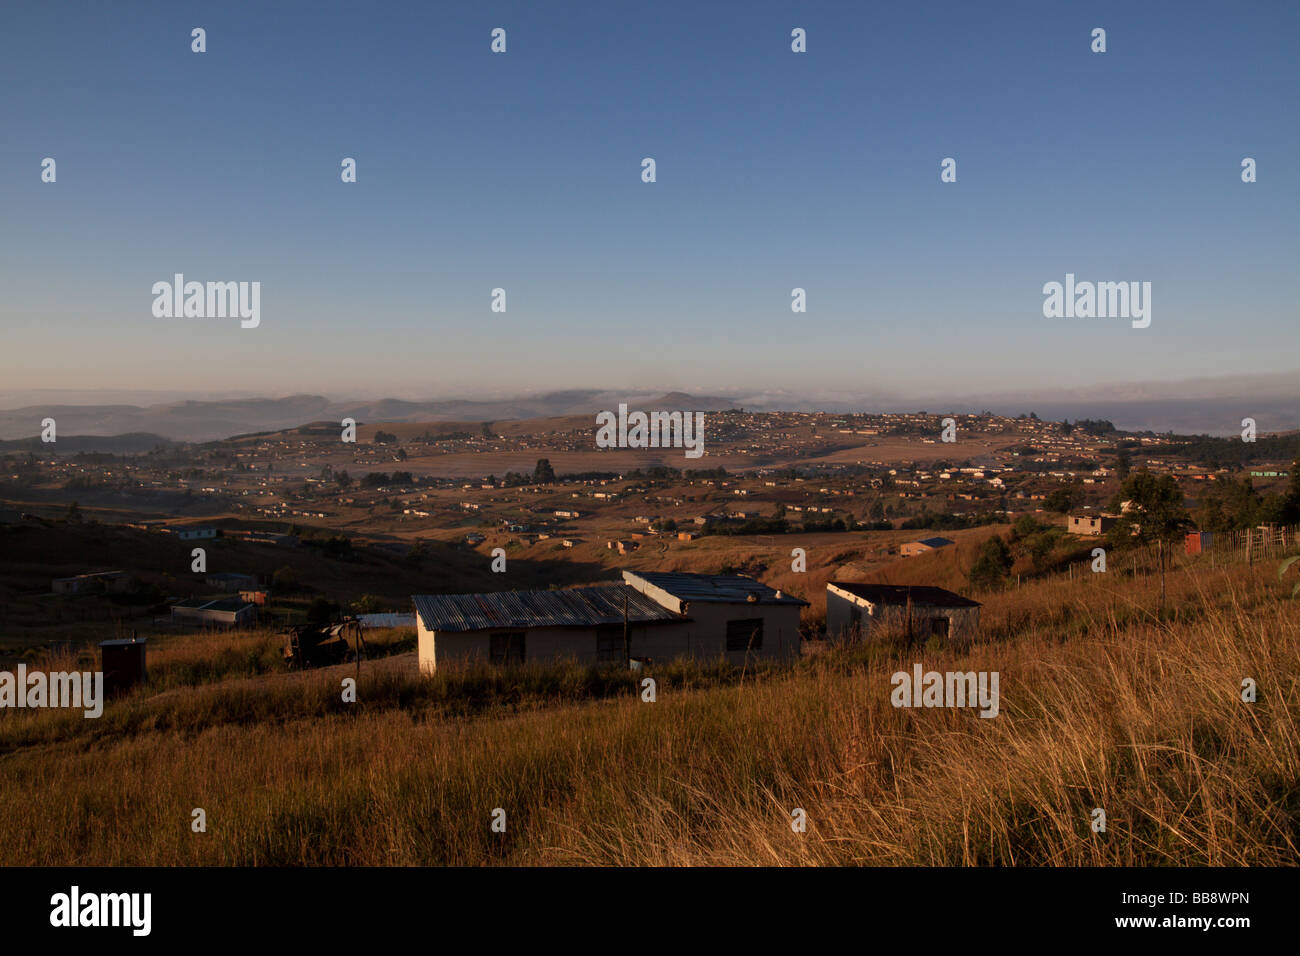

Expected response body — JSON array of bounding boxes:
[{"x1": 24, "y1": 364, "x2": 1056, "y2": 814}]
[{"x1": 900, "y1": 536, "x2": 954, "y2": 557}]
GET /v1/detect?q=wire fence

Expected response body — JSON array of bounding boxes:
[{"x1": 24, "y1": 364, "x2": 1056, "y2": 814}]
[{"x1": 1049, "y1": 524, "x2": 1300, "y2": 583}]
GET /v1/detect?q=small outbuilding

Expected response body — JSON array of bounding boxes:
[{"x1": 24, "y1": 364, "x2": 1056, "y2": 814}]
[
  {"x1": 170, "y1": 596, "x2": 258, "y2": 627},
  {"x1": 52, "y1": 570, "x2": 130, "y2": 595},
  {"x1": 899, "y1": 537, "x2": 954, "y2": 557},
  {"x1": 826, "y1": 582, "x2": 980, "y2": 643},
  {"x1": 99, "y1": 637, "x2": 147, "y2": 695},
  {"x1": 1068, "y1": 513, "x2": 1119, "y2": 536}
]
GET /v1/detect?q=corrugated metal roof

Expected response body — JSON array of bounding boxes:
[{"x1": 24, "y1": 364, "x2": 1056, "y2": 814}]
[
  {"x1": 357, "y1": 612, "x2": 417, "y2": 629},
  {"x1": 170, "y1": 596, "x2": 254, "y2": 612},
  {"x1": 412, "y1": 584, "x2": 683, "y2": 633},
  {"x1": 829, "y1": 582, "x2": 980, "y2": 608},
  {"x1": 626, "y1": 571, "x2": 809, "y2": 606}
]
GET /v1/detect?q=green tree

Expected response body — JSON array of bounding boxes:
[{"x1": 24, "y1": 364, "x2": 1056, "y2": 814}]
[
  {"x1": 533, "y1": 458, "x2": 556, "y2": 483},
  {"x1": 1196, "y1": 474, "x2": 1262, "y2": 530},
  {"x1": 1011, "y1": 515, "x2": 1042, "y2": 540},
  {"x1": 969, "y1": 536, "x2": 1013, "y2": 591},
  {"x1": 404, "y1": 539, "x2": 431, "y2": 567},
  {"x1": 1044, "y1": 487, "x2": 1074, "y2": 514},
  {"x1": 1115, "y1": 447, "x2": 1132, "y2": 481},
  {"x1": 1112, "y1": 470, "x2": 1192, "y2": 609},
  {"x1": 1280, "y1": 458, "x2": 1300, "y2": 525}
]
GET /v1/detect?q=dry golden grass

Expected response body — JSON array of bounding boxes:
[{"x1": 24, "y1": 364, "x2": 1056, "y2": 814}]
[{"x1": 0, "y1": 558, "x2": 1296, "y2": 866}]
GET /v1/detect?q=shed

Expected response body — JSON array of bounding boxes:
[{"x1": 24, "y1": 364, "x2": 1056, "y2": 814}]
[
  {"x1": 1068, "y1": 514, "x2": 1119, "y2": 536},
  {"x1": 170, "y1": 596, "x2": 258, "y2": 627},
  {"x1": 826, "y1": 582, "x2": 980, "y2": 644},
  {"x1": 98, "y1": 637, "x2": 147, "y2": 695}
]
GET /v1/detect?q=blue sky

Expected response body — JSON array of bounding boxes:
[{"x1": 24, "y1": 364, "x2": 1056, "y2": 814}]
[{"x1": 1, "y1": 0, "x2": 1295, "y2": 401}]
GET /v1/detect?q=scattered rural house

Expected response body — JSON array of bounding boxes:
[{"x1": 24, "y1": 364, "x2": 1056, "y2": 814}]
[
  {"x1": 205, "y1": 572, "x2": 259, "y2": 591},
  {"x1": 239, "y1": 588, "x2": 271, "y2": 606},
  {"x1": 899, "y1": 536, "x2": 954, "y2": 557},
  {"x1": 413, "y1": 571, "x2": 807, "y2": 673},
  {"x1": 170, "y1": 596, "x2": 258, "y2": 627},
  {"x1": 52, "y1": 570, "x2": 130, "y2": 595},
  {"x1": 825, "y1": 582, "x2": 980, "y2": 643},
  {"x1": 172, "y1": 527, "x2": 218, "y2": 541},
  {"x1": 1067, "y1": 513, "x2": 1120, "y2": 536},
  {"x1": 621, "y1": 570, "x2": 807, "y2": 663},
  {"x1": 413, "y1": 584, "x2": 686, "y2": 673},
  {"x1": 1185, "y1": 531, "x2": 1214, "y2": 555},
  {"x1": 465, "y1": 533, "x2": 486, "y2": 545}
]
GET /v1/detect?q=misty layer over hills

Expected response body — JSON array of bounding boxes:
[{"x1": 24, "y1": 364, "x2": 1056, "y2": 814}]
[{"x1": 1, "y1": 374, "x2": 1298, "y2": 443}]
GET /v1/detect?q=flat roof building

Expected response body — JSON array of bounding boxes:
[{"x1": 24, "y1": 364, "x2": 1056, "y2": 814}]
[{"x1": 170, "y1": 596, "x2": 257, "y2": 627}]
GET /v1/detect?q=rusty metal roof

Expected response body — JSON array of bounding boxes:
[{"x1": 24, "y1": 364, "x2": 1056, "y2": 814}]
[
  {"x1": 624, "y1": 570, "x2": 809, "y2": 606},
  {"x1": 412, "y1": 584, "x2": 684, "y2": 633}
]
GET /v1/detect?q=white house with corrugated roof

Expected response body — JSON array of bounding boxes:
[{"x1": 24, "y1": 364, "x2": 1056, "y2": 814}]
[
  {"x1": 413, "y1": 583, "x2": 687, "y2": 674},
  {"x1": 412, "y1": 571, "x2": 808, "y2": 672}
]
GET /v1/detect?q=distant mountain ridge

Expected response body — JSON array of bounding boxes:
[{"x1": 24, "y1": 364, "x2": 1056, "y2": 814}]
[
  {"x1": 3, "y1": 379, "x2": 1299, "y2": 443},
  {"x1": 0, "y1": 433, "x2": 177, "y2": 454},
  {"x1": 0, "y1": 391, "x2": 740, "y2": 443}
]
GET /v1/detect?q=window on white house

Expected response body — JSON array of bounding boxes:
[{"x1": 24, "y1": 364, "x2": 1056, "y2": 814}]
[
  {"x1": 596, "y1": 626, "x2": 624, "y2": 663},
  {"x1": 490, "y1": 631, "x2": 525, "y2": 665},
  {"x1": 726, "y1": 618, "x2": 764, "y2": 652}
]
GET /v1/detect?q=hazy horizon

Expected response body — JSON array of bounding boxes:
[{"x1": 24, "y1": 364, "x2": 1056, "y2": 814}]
[{"x1": 2, "y1": 366, "x2": 1300, "y2": 439}]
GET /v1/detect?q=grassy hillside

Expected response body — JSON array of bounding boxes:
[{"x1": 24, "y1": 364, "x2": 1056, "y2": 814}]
[{"x1": 0, "y1": 550, "x2": 1296, "y2": 865}]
